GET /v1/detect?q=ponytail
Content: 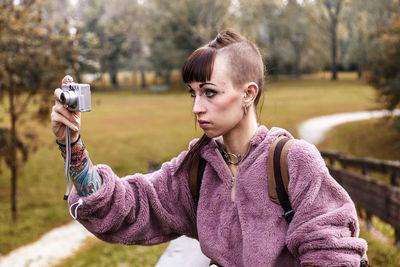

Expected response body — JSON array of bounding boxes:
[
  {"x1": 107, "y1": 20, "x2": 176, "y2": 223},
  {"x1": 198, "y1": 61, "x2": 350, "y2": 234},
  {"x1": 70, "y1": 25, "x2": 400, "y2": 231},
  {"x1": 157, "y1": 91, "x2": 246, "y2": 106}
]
[{"x1": 175, "y1": 134, "x2": 211, "y2": 175}]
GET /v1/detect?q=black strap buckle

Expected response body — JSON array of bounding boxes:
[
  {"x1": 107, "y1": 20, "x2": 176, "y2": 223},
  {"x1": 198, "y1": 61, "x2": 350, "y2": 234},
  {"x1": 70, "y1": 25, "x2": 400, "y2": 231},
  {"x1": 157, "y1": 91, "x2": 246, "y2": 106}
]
[{"x1": 283, "y1": 209, "x2": 294, "y2": 224}]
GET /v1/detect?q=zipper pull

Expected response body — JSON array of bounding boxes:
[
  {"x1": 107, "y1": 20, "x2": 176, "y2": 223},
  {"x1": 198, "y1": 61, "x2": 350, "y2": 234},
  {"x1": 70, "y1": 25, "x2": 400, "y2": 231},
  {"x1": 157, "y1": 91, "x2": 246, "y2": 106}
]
[{"x1": 231, "y1": 176, "x2": 236, "y2": 203}]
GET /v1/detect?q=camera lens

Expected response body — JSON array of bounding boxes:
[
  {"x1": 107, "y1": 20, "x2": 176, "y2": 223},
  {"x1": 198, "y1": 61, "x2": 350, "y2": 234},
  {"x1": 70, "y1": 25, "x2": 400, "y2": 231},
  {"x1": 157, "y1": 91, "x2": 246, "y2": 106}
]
[
  {"x1": 60, "y1": 93, "x2": 66, "y2": 103},
  {"x1": 60, "y1": 90, "x2": 79, "y2": 108}
]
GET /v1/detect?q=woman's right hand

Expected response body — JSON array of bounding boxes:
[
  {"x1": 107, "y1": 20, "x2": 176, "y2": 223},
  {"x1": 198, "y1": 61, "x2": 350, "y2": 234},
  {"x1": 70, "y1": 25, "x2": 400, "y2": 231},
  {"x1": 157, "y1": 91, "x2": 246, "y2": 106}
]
[{"x1": 51, "y1": 75, "x2": 81, "y2": 144}]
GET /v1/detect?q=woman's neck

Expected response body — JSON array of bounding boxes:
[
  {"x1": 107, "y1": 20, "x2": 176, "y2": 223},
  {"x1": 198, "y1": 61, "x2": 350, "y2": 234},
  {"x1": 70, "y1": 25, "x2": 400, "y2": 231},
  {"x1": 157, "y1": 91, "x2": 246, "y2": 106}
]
[{"x1": 222, "y1": 111, "x2": 258, "y2": 157}]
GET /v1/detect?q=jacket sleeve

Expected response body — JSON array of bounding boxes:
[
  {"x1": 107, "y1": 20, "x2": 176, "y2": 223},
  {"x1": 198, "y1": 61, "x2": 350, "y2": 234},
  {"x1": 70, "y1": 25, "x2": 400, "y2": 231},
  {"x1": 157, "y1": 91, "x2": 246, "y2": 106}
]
[
  {"x1": 67, "y1": 150, "x2": 198, "y2": 245},
  {"x1": 285, "y1": 140, "x2": 368, "y2": 267}
]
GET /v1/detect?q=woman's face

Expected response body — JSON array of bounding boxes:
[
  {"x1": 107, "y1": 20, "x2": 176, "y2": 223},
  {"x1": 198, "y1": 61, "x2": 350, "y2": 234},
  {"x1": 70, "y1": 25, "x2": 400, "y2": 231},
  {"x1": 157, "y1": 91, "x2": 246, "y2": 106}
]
[{"x1": 188, "y1": 53, "x2": 244, "y2": 138}]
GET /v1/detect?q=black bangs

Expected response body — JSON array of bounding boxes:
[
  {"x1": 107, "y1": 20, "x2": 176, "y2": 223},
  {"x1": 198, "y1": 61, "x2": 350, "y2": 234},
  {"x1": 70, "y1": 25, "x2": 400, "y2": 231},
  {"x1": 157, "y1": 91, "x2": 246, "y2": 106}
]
[{"x1": 182, "y1": 47, "x2": 216, "y2": 84}]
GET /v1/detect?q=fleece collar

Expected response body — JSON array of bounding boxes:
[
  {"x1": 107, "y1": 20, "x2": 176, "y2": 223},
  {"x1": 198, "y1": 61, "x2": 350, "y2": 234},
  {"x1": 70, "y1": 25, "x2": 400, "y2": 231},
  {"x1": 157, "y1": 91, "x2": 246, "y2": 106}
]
[
  {"x1": 200, "y1": 125, "x2": 293, "y2": 156},
  {"x1": 198, "y1": 126, "x2": 293, "y2": 181}
]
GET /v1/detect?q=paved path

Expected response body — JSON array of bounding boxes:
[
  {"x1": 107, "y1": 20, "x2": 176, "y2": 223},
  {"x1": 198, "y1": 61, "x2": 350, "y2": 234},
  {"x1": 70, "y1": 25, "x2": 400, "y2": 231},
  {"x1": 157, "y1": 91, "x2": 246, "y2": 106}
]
[
  {"x1": 298, "y1": 109, "x2": 400, "y2": 145},
  {"x1": 0, "y1": 221, "x2": 94, "y2": 267},
  {"x1": 1, "y1": 109, "x2": 399, "y2": 267},
  {"x1": 155, "y1": 236, "x2": 210, "y2": 267}
]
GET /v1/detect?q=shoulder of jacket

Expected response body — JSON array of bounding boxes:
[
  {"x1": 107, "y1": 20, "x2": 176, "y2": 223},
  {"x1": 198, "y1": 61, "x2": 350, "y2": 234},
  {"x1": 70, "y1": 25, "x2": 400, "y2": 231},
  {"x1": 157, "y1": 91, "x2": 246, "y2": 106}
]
[
  {"x1": 266, "y1": 127, "x2": 294, "y2": 140},
  {"x1": 287, "y1": 139, "x2": 321, "y2": 162}
]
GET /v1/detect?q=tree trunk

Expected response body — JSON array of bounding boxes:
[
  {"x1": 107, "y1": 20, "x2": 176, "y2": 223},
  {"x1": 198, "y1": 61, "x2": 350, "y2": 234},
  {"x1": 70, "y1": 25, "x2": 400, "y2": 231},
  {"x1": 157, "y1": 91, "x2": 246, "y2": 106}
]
[
  {"x1": 331, "y1": 21, "x2": 338, "y2": 80},
  {"x1": 294, "y1": 42, "x2": 302, "y2": 78},
  {"x1": 9, "y1": 86, "x2": 18, "y2": 221},
  {"x1": 325, "y1": 0, "x2": 343, "y2": 81},
  {"x1": 164, "y1": 70, "x2": 171, "y2": 85},
  {"x1": 132, "y1": 70, "x2": 137, "y2": 90},
  {"x1": 140, "y1": 69, "x2": 147, "y2": 89},
  {"x1": 110, "y1": 71, "x2": 118, "y2": 88}
]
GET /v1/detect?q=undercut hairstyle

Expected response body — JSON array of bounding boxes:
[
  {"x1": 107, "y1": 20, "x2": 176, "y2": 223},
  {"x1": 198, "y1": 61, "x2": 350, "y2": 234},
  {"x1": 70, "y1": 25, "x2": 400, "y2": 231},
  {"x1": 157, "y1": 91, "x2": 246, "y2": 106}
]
[
  {"x1": 182, "y1": 30, "x2": 265, "y2": 105},
  {"x1": 177, "y1": 30, "x2": 266, "y2": 175}
]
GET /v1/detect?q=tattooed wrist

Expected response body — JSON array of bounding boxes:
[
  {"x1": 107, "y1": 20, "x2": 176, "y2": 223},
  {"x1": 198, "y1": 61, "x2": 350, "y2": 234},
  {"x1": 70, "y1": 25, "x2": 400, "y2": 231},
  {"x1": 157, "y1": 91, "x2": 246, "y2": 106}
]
[
  {"x1": 58, "y1": 136, "x2": 85, "y2": 165},
  {"x1": 58, "y1": 138, "x2": 102, "y2": 196}
]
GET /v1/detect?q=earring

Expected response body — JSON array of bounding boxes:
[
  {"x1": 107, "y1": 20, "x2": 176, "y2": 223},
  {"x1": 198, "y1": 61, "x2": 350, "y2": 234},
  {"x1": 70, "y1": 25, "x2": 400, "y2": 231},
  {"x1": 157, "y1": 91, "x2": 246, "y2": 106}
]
[{"x1": 243, "y1": 103, "x2": 248, "y2": 116}]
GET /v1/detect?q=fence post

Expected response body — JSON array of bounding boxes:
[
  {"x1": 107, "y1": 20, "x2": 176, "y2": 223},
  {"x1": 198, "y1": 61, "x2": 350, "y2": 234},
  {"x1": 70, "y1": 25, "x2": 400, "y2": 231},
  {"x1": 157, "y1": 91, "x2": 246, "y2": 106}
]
[
  {"x1": 340, "y1": 158, "x2": 347, "y2": 169},
  {"x1": 391, "y1": 170, "x2": 399, "y2": 187},
  {"x1": 361, "y1": 167, "x2": 373, "y2": 229}
]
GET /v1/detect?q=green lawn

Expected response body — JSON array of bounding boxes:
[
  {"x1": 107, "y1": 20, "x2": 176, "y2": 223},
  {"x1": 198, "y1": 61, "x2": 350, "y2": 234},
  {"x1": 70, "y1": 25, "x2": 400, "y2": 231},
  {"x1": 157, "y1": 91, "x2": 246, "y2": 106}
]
[
  {"x1": 318, "y1": 116, "x2": 400, "y2": 161},
  {"x1": 1, "y1": 76, "x2": 398, "y2": 266},
  {"x1": 57, "y1": 238, "x2": 168, "y2": 267}
]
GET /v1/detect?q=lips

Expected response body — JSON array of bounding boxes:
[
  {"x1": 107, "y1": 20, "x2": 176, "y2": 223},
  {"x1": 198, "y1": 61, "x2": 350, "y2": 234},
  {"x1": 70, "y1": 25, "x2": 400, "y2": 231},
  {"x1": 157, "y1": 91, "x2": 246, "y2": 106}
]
[{"x1": 198, "y1": 120, "x2": 211, "y2": 128}]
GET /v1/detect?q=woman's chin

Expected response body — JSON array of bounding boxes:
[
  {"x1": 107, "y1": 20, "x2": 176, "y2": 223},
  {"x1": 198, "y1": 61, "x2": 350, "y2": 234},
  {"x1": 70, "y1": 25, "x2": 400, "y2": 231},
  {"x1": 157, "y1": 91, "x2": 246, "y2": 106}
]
[{"x1": 202, "y1": 129, "x2": 221, "y2": 139}]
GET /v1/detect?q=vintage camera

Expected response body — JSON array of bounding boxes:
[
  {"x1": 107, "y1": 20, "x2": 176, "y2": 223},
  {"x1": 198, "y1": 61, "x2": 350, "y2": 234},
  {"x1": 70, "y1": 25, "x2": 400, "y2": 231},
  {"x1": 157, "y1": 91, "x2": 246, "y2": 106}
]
[{"x1": 60, "y1": 82, "x2": 91, "y2": 112}]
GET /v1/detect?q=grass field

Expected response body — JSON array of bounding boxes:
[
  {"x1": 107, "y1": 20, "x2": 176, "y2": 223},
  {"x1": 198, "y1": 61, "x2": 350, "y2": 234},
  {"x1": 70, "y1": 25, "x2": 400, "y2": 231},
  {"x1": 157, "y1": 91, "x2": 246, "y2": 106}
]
[
  {"x1": 1, "y1": 75, "x2": 399, "y2": 266},
  {"x1": 318, "y1": 116, "x2": 400, "y2": 161},
  {"x1": 57, "y1": 238, "x2": 168, "y2": 267}
]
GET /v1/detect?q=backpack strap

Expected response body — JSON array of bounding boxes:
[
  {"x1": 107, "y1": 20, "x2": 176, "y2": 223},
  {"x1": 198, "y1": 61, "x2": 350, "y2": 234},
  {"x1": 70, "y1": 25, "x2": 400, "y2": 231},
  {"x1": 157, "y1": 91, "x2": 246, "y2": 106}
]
[
  {"x1": 268, "y1": 136, "x2": 296, "y2": 224},
  {"x1": 189, "y1": 155, "x2": 207, "y2": 205}
]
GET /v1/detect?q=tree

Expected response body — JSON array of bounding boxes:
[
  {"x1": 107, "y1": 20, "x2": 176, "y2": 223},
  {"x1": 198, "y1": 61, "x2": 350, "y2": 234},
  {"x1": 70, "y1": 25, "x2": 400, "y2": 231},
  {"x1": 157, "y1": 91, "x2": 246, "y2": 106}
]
[
  {"x1": 237, "y1": 0, "x2": 282, "y2": 75},
  {"x1": 341, "y1": 0, "x2": 369, "y2": 78},
  {"x1": 268, "y1": 0, "x2": 316, "y2": 77},
  {"x1": 145, "y1": 0, "x2": 233, "y2": 84},
  {"x1": 75, "y1": 0, "x2": 143, "y2": 88},
  {"x1": 286, "y1": 1, "x2": 306, "y2": 77},
  {"x1": 367, "y1": 15, "x2": 400, "y2": 133},
  {"x1": 0, "y1": 0, "x2": 76, "y2": 220},
  {"x1": 342, "y1": 0, "x2": 399, "y2": 79},
  {"x1": 238, "y1": 0, "x2": 323, "y2": 77},
  {"x1": 306, "y1": 0, "x2": 346, "y2": 80},
  {"x1": 320, "y1": 0, "x2": 344, "y2": 80}
]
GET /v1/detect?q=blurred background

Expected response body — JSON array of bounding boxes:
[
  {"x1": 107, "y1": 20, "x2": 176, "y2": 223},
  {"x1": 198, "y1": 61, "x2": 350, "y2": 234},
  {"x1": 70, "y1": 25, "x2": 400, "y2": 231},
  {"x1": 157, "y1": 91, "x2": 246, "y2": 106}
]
[{"x1": 0, "y1": 0, "x2": 399, "y2": 266}]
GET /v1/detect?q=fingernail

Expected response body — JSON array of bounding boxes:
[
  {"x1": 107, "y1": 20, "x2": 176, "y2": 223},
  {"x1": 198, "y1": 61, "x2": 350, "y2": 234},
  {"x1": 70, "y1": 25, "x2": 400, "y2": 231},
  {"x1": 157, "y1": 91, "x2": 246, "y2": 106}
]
[
  {"x1": 64, "y1": 75, "x2": 73, "y2": 83},
  {"x1": 75, "y1": 118, "x2": 80, "y2": 125},
  {"x1": 74, "y1": 126, "x2": 79, "y2": 131}
]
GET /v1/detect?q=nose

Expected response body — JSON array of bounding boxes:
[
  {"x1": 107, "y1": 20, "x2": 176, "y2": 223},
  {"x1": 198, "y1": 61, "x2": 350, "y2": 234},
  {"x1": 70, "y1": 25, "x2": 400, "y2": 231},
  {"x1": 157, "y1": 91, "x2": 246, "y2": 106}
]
[{"x1": 192, "y1": 95, "x2": 206, "y2": 115}]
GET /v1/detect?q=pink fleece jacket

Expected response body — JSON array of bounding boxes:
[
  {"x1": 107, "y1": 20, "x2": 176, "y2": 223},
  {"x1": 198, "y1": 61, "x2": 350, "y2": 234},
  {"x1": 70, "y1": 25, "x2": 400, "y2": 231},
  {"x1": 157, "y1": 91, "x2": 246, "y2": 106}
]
[{"x1": 68, "y1": 126, "x2": 367, "y2": 267}]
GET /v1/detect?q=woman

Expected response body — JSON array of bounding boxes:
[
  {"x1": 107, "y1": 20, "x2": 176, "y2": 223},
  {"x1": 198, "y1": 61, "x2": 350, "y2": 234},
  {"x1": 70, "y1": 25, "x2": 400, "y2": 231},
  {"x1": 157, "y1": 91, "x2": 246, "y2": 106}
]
[{"x1": 51, "y1": 31, "x2": 367, "y2": 266}]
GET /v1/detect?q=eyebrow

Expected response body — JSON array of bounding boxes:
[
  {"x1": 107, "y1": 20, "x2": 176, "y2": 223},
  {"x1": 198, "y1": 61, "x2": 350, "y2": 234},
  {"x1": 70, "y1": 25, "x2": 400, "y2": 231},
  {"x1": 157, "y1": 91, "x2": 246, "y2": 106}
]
[
  {"x1": 199, "y1": 82, "x2": 216, "y2": 88},
  {"x1": 186, "y1": 82, "x2": 217, "y2": 90}
]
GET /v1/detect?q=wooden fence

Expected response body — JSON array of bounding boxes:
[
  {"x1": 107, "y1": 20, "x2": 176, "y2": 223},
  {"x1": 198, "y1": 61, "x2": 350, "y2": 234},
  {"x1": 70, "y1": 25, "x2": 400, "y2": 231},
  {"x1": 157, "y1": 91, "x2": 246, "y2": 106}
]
[{"x1": 320, "y1": 151, "x2": 400, "y2": 247}]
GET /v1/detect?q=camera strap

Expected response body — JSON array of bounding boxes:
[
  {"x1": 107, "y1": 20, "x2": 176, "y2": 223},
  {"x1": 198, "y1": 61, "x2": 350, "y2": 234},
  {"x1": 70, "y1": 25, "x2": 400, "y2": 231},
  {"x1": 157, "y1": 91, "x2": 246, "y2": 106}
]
[{"x1": 64, "y1": 126, "x2": 72, "y2": 200}]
